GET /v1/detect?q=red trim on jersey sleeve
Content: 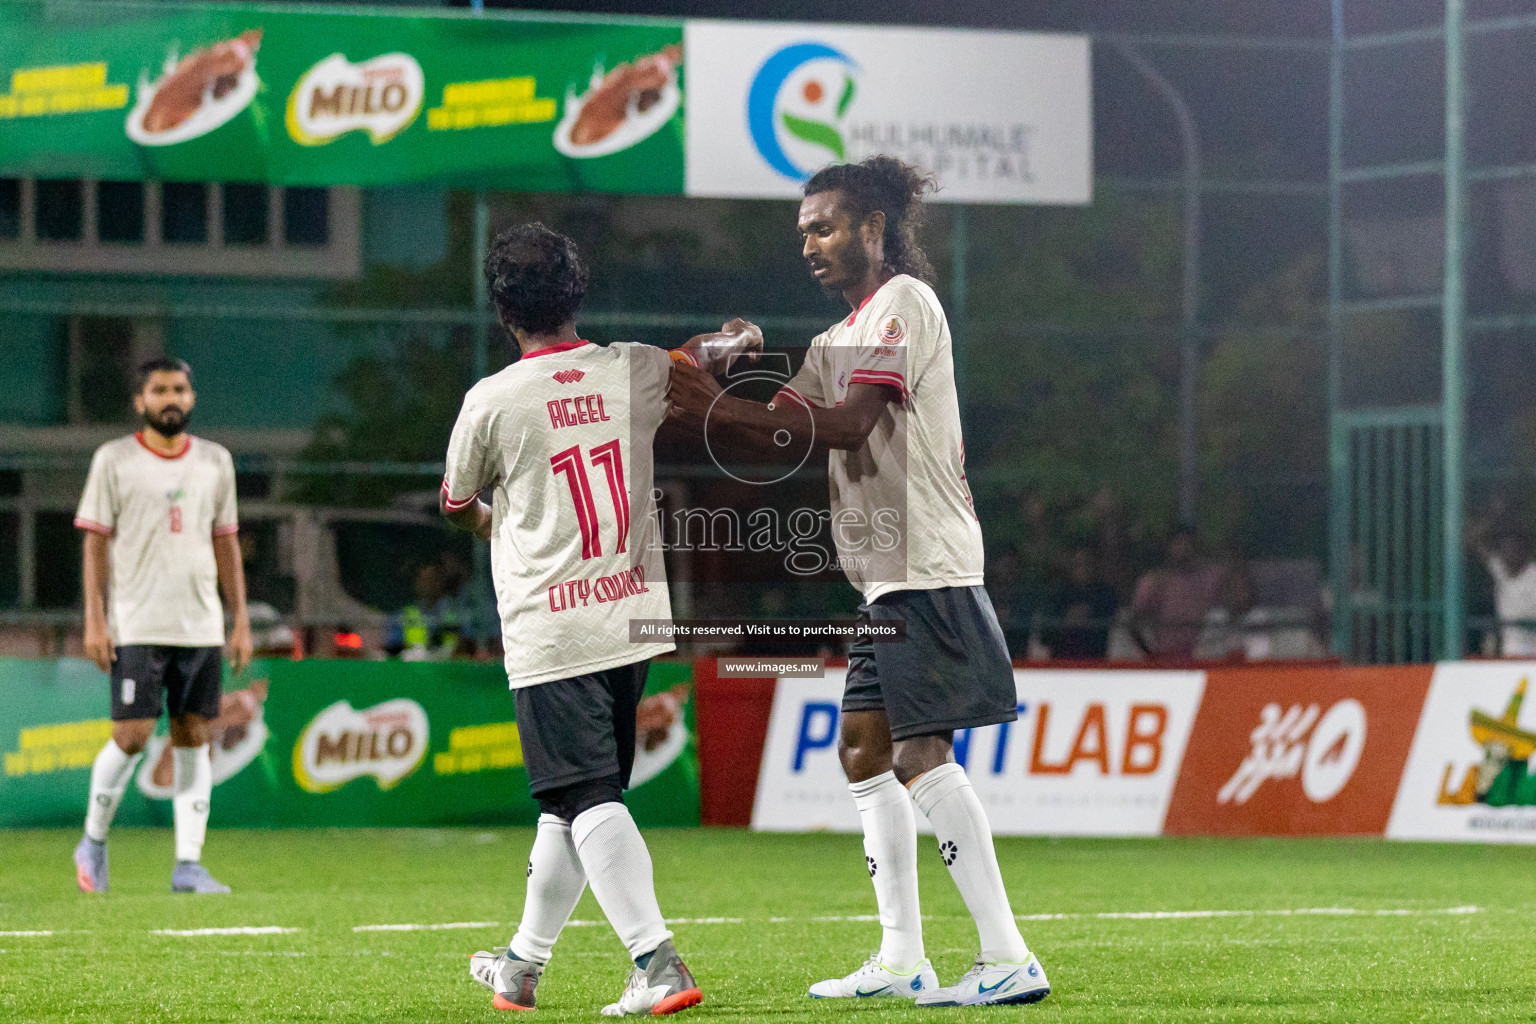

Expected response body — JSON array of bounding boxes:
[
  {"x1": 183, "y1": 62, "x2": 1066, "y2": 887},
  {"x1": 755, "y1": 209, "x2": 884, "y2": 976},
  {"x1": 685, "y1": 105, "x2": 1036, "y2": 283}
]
[
  {"x1": 520, "y1": 339, "x2": 591, "y2": 360},
  {"x1": 668, "y1": 348, "x2": 699, "y2": 367},
  {"x1": 771, "y1": 386, "x2": 812, "y2": 410},
  {"x1": 134, "y1": 431, "x2": 191, "y2": 459},
  {"x1": 73, "y1": 517, "x2": 114, "y2": 536},
  {"x1": 440, "y1": 478, "x2": 480, "y2": 512},
  {"x1": 848, "y1": 369, "x2": 909, "y2": 399},
  {"x1": 212, "y1": 523, "x2": 240, "y2": 537}
]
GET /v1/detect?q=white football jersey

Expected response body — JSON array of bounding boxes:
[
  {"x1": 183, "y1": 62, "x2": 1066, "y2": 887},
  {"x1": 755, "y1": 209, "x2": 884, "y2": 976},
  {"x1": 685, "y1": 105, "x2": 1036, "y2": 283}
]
[
  {"x1": 775, "y1": 274, "x2": 983, "y2": 601},
  {"x1": 75, "y1": 433, "x2": 239, "y2": 647},
  {"x1": 442, "y1": 340, "x2": 677, "y2": 688}
]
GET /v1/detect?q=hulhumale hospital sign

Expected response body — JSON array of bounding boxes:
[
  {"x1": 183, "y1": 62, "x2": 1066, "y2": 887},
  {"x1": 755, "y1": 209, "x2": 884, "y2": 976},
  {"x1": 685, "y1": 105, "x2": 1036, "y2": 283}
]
[{"x1": 0, "y1": 1, "x2": 1092, "y2": 205}]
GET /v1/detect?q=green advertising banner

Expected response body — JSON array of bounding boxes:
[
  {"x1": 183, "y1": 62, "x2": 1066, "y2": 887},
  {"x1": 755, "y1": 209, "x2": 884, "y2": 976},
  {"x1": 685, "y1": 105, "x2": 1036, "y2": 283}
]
[
  {"x1": 0, "y1": 657, "x2": 699, "y2": 829},
  {"x1": 0, "y1": 1, "x2": 684, "y2": 191}
]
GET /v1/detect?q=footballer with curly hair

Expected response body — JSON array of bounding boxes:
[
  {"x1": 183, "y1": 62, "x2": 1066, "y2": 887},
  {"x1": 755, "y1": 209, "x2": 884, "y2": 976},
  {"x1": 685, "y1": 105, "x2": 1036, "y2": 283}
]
[{"x1": 444, "y1": 222, "x2": 758, "y2": 1016}]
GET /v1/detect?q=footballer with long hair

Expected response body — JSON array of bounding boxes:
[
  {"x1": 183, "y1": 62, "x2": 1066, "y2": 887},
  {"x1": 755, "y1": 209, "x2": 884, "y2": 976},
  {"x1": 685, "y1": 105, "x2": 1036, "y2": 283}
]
[{"x1": 669, "y1": 156, "x2": 1049, "y2": 1007}]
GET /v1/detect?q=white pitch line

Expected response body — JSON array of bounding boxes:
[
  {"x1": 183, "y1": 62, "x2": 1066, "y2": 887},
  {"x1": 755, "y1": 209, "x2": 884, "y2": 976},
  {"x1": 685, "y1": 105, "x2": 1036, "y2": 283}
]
[
  {"x1": 353, "y1": 922, "x2": 500, "y2": 933},
  {"x1": 151, "y1": 926, "x2": 300, "y2": 936},
  {"x1": 1017, "y1": 906, "x2": 1482, "y2": 922},
  {"x1": 810, "y1": 915, "x2": 880, "y2": 923},
  {"x1": 48, "y1": 906, "x2": 1488, "y2": 943}
]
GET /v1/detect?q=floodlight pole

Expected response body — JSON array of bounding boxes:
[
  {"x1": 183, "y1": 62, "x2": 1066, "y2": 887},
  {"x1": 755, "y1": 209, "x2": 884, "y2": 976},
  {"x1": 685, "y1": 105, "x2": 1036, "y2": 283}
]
[
  {"x1": 1112, "y1": 42, "x2": 1202, "y2": 529},
  {"x1": 1443, "y1": 0, "x2": 1467, "y2": 657},
  {"x1": 1327, "y1": 0, "x2": 1349, "y2": 657},
  {"x1": 950, "y1": 205, "x2": 969, "y2": 402}
]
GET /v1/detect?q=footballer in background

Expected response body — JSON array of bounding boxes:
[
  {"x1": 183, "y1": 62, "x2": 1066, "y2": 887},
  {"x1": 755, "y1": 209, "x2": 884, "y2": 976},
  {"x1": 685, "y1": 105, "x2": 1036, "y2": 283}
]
[
  {"x1": 668, "y1": 156, "x2": 1049, "y2": 1007},
  {"x1": 441, "y1": 223, "x2": 758, "y2": 1015},
  {"x1": 72, "y1": 357, "x2": 252, "y2": 895}
]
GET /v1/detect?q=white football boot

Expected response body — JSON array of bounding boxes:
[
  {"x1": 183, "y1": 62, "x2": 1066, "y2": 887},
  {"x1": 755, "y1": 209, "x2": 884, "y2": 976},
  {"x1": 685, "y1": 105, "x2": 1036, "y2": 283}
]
[
  {"x1": 600, "y1": 939, "x2": 703, "y2": 1016},
  {"x1": 915, "y1": 953, "x2": 1051, "y2": 1007},
  {"x1": 808, "y1": 951, "x2": 939, "y2": 999}
]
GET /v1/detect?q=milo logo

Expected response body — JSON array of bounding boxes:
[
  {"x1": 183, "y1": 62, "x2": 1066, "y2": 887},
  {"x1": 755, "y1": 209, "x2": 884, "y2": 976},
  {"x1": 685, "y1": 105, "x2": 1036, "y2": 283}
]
[
  {"x1": 286, "y1": 52, "x2": 423, "y2": 146},
  {"x1": 293, "y1": 698, "x2": 428, "y2": 793}
]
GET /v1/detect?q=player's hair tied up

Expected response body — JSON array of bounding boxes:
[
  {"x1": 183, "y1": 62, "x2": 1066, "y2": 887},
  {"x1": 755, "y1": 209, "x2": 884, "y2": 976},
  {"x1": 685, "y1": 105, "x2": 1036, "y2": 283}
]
[{"x1": 804, "y1": 155, "x2": 938, "y2": 284}]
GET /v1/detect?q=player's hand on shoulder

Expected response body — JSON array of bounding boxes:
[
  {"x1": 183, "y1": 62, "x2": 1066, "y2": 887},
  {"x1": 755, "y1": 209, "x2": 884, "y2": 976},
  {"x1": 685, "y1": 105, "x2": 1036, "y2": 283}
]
[{"x1": 667, "y1": 361, "x2": 723, "y2": 422}]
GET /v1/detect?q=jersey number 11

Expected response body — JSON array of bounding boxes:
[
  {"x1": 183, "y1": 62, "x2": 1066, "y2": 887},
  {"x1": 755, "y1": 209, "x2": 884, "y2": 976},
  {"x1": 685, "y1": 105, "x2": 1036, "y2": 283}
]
[{"x1": 550, "y1": 439, "x2": 629, "y2": 560}]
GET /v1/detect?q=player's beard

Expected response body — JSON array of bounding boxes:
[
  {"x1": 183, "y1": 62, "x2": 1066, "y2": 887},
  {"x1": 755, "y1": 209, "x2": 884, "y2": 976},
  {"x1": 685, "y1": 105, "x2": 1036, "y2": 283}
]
[
  {"x1": 813, "y1": 240, "x2": 872, "y2": 298},
  {"x1": 144, "y1": 406, "x2": 190, "y2": 437}
]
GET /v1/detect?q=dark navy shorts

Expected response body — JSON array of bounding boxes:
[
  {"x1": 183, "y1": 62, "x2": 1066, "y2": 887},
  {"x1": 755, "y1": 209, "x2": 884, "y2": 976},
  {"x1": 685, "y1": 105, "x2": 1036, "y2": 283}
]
[
  {"x1": 110, "y1": 645, "x2": 223, "y2": 722},
  {"x1": 844, "y1": 586, "x2": 1018, "y2": 741},
  {"x1": 514, "y1": 659, "x2": 650, "y2": 797}
]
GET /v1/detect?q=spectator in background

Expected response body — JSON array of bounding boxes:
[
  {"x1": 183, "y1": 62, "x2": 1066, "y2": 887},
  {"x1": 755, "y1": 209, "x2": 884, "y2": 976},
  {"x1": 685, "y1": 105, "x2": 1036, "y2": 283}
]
[
  {"x1": 1473, "y1": 525, "x2": 1536, "y2": 657},
  {"x1": 1039, "y1": 549, "x2": 1118, "y2": 660},
  {"x1": 1129, "y1": 526, "x2": 1228, "y2": 660},
  {"x1": 385, "y1": 551, "x2": 494, "y2": 660}
]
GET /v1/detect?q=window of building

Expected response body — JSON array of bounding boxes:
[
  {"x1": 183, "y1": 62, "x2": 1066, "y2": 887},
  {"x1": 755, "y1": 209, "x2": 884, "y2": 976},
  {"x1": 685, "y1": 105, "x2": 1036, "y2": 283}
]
[
  {"x1": 34, "y1": 511, "x2": 82, "y2": 609},
  {"x1": 223, "y1": 183, "x2": 269, "y2": 245},
  {"x1": 284, "y1": 186, "x2": 329, "y2": 246},
  {"x1": 0, "y1": 511, "x2": 18, "y2": 609},
  {"x1": 0, "y1": 178, "x2": 19, "y2": 239},
  {"x1": 0, "y1": 178, "x2": 359, "y2": 278},
  {"x1": 162, "y1": 181, "x2": 208, "y2": 243},
  {"x1": 35, "y1": 179, "x2": 83, "y2": 241},
  {"x1": 67, "y1": 316, "x2": 137, "y2": 424},
  {"x1": 97, "y1": 181, "x2": 145, "y2": 243}
]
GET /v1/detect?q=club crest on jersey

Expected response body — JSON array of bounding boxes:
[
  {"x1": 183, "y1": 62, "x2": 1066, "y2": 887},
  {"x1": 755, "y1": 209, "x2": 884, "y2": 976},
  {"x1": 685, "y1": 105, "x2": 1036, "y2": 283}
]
[
  {"x1": 552, "y1": 369, "x2": 586, "y2": 384},
  {"x1": 879, "y1": 314, "x2": 906, "y2": 344}
]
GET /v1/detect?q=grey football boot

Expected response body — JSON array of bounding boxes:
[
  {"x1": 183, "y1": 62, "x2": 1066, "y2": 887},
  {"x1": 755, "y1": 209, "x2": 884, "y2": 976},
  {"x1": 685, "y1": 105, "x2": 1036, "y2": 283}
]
[
  {"x1": 171, "y1": 861, "x2": 231, "y2": 894},
  {"x1": 601, "y1": 939, "x2": 703, "y2": 1016},
  {"x1": 74, "y1": 836, "x2": 109, "y2": 893},
  {"x1": 469, "y1": 948, "x2": 543, "y2": 1011}
]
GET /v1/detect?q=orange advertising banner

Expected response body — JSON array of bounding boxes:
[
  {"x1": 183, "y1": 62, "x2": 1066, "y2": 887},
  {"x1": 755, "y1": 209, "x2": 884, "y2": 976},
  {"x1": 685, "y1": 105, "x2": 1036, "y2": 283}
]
[{"x1": 1164, "y1": 665, "x2": 1434, "y2": 837}]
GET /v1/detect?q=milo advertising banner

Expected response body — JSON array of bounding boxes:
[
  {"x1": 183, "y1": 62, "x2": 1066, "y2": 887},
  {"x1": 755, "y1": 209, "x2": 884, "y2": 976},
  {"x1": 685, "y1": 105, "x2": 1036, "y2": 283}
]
[
  {"x1": 0, "y1": 1, "x2": 684, "y2": 191},
  {"x1": 0, "y1": 658, "x2": 699, "y2": 829},
  {"x1": 0, "y1": 2, "x2": 1093, "y2": 203}
]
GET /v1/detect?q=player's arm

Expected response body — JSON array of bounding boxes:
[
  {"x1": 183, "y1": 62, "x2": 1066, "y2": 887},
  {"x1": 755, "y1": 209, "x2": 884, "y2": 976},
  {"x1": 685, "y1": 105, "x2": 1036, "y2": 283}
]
[
  {"x1": 668, "y1": 359, "x2": 891, "y2": 452},
  {"x1": 440, "y1": 390, "x2": 495, "y2": 540},
  {"x1": 213, "y1": 532, "x2": 253, "y2": 673},
  {"x1": 670, "y1": 318, "x2": 763, "y2": 375},
  {"x1": 440, "y1": 491, "x2": 491, "y2": 541},
  {"x1": 80, "y1": 531, "x2": 113, "y2": 673}
]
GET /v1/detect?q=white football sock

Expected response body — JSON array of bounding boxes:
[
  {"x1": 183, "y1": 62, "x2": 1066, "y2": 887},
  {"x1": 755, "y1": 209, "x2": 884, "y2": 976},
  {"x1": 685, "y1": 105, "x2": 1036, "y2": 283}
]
[
  {"x1": 172, "y1": 744, "x2": 213, "y2": 864},
  {"x1": 571, "y1": 802, "x2": 672, "y2": 961},
  {"x1": 84, "y1": 740, "x2": 140, "y2": 842},
  {"x1": 509, "y1": 814, "x2": 588, "y2": 964},
  {"x1": 909, "y1": 762, "x2": 1029, "y2": 963},
  {"x1": 850, "y1": 771, "x2": 925, "y2": 972}
]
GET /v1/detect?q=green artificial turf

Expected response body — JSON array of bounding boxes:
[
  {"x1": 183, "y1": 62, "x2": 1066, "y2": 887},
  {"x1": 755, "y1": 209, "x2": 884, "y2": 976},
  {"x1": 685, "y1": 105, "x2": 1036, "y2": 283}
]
[{"x1": 2, "y1": 828, "x2": 1534, "y2": 1022}]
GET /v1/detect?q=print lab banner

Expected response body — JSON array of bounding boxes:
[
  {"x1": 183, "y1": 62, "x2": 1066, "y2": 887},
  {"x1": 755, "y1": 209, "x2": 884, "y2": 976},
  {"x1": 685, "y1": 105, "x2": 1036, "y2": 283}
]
[
  {"x1": 684, "y1": 20, "x2": 1092, "y2": 204},
  {"x1": 1388, "y1": 661, "x2": 1536, "y2": 843},
  {"x1": 752, "y1": 670, "x2": 1203, "y2": 836},
  {"x1": 0, "y1": 657, "x2": 699, "y2": 829},
  {"x1": 0, "y1": 2, "x2": 684, "y2": 190}
]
